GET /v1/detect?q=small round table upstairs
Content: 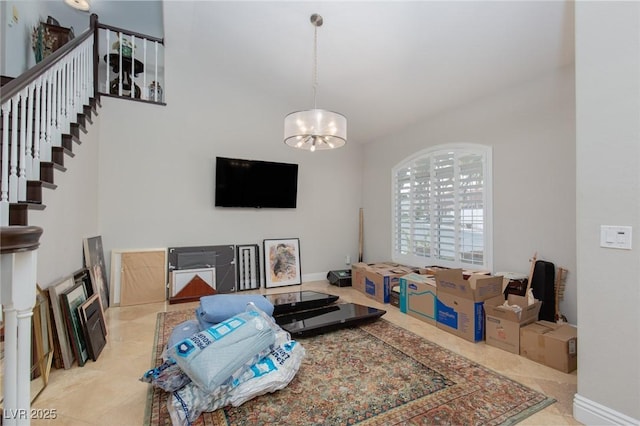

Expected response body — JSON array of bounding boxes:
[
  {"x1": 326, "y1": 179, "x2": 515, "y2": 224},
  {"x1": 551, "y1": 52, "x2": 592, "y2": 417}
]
[{"x1": 104, "y1": 54, "x2": 144, "y2": 98}]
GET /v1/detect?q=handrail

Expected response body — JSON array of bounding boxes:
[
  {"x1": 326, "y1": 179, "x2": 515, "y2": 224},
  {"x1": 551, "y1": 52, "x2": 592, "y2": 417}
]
[
  {"x1": 0, "y1": 226, "x2": 43, "y2": 253},
  {"x1": 0, "y1": 18, "x2": 96, "y2": 101},
  {"x1": 97, "y1": 22, "x2": 164, "y2": 45}
]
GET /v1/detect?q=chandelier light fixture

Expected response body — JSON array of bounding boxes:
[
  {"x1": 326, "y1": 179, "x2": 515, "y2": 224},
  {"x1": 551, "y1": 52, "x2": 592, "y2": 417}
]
[
  {"x1": 64, "y1": 0, "x2": 90, "y2": 11},
  {"x1": 284, "y1": 13, "x2": 347, "y2": 152}
]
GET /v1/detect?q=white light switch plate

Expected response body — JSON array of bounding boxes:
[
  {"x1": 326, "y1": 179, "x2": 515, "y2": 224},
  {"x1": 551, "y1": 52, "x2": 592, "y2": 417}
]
[{"x1": 600, "y1": 225, "x2": 632, "y2": 250}]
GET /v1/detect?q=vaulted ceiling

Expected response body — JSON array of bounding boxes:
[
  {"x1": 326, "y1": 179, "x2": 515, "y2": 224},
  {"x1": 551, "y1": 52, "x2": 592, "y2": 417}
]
[{"x1": 49, "y1": 1, "x2": 574, "y2": 144}]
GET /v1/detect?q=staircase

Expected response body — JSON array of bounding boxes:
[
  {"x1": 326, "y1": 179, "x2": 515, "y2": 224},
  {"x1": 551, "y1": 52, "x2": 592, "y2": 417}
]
[
  {"x1": 0, "y1": 13, "x2": 164, "y2": 227},
  {"x1": 1, "y1": 76, "x2": 100, "y2": 226}
]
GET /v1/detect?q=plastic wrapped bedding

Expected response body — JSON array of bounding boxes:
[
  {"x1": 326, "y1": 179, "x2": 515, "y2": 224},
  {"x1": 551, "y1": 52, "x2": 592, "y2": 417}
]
[
  {"x1": 167, "y1": 338, "x2": 305, "y2": 426},
  {"x1": 198, "y1": 294, "x2": 274, "y2": 323},
  {"x1": 140, "y1": 319, "x2": 201, "y2": 392},
  {"x1": 168, "y1": 319, "x2": 201, "y2": 347},
  {"x1": 166, "y1": 305, "x2": 277, "y2": 393},
  {"x1": 140, "y1": 358, "x2": 191, "y2": 392}
]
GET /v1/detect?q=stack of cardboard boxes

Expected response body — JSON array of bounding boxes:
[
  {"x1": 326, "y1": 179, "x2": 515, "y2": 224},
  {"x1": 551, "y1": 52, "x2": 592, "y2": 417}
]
[
  {"x1": 350, "y1": 262, "x2": 577, "y2": 373},
  {"x1": 351, "y1": 262, "x2": 418, "y2": 304}
]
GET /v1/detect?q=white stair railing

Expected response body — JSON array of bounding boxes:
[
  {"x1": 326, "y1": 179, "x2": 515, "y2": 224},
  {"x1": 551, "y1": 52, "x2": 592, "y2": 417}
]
[
  {"x1": 0, "y1": 37, "x2": 94, "y2": 226},
  {"x1": 99, "y1": 25, "x2": 165, "y2": 103},
  {"x1": 0, "y1": 14, "x2": 165, "y2": 227}
]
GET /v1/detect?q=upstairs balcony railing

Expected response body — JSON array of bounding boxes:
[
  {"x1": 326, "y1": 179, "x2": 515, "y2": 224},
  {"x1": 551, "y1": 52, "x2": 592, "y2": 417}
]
[{"x1": 0, "y1": 14, "x2": 164, "y2": 227}]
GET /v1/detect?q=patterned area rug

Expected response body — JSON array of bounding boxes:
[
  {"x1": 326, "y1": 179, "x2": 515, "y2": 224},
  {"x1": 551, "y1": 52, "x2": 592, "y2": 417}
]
[{"x1": 144, "y1": 309, "x2": 555, "y2": 425}]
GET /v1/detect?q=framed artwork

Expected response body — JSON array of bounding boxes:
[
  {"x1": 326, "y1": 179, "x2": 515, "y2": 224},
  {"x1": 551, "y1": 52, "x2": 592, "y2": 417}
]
[
  {"x1": 47, "y1": 275, "x2": 77, "y2": 369},
  {"x1": 30, "y1": 285, "x2": 55, "y2": 402},
  {"x1": 78, "y1": 294, "x2": 107, "y2": 361},
  {"x1": 170, "y1": 267, "x2": 216, "y2": 297},
  {"x1": 83, "y1": 236, "x2": 110, "y2": 310},
  {"x1": 236, "y1": 244, "x2": 260, "y2": 291},
  {"x1": 61, "y1": 281, "x2": 89, "y2": 367},
  {"x1": 263, "y1": 238, "x2": 301, "y2": 288}
]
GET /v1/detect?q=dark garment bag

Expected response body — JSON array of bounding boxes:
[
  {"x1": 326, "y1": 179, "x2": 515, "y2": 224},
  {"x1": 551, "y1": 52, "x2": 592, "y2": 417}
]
[{"x1": 531, "y1": 260, "x2": 556, "y2": 321}]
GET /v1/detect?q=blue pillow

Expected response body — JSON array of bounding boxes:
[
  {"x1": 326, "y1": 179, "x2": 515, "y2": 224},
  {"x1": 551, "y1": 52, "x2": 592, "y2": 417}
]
[
  {"x1": 195, "y1": 306, "x2": 216, "y2": 330},
  {"x1": 199, "y1": 294, "x2": 274, "y2": 323}
]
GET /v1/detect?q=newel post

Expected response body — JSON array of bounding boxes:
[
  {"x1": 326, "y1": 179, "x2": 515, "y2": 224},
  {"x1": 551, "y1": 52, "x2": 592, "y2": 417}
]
[{"x1": 1, "y1": 226, "x2": 43, "y2": 426}]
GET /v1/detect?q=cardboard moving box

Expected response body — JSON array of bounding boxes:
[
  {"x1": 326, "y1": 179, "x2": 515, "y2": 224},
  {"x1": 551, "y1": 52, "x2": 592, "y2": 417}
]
[
  {"x1": 435, "y1": 269, "x2": 503, "y2": 342},
  {"x1": 399, "y1": 273, "x2": 437, "y2": 325},
  {"x1": 364, "y1": 266, "x2": 415, "y2": 304},
  {"x1": 351, "y1": 262, "x2": 369, "y2": 294},
  {"x1": 484, "y1": 294, "x2": 542, "y2": 354},
  {"x1": 520, "y1": 321, "x2": 577, "y2": 373}
]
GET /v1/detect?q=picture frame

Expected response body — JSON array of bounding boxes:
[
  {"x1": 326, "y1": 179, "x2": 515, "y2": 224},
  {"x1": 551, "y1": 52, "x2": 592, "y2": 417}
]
[
  {"x1": 61, "y1": 281, "x2": 89, "y2": 367},
  {"x1": 236, "y1": 244, "x2": 260, "y2": 291},
  {"x1": 263, "y1": 238, "x2": 301, "y2": 288},
  {"x1": 78, "y1": 294, "x2": 107, "y2": 361},
  {"x1": 83, "y1": 236, "x2": 110, "y2": 310},
  {"x1": 29, "y1": 285, "x2": 55, "y2": 402},
  {"x1": 47, "y1": 275, "x2": 77, "y2": 369}
]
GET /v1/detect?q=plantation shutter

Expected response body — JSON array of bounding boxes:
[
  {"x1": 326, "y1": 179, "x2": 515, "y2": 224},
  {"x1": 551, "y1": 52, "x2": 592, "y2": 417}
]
[
  {"x1": 432, "y1": 152, "x2": 456, "y2": 262},
  {"x1": 392, "y1": 145, "x2": 489, "y2": 269},
  {"x1": 412, "y1": 158, "x2": 431, "y2": 257},
  {"x1": 394, "y1": 166, "x2": 412, "y2": 254},
  {"x1": 458, "y1": 152, "x2": 484, "y2": 265}
]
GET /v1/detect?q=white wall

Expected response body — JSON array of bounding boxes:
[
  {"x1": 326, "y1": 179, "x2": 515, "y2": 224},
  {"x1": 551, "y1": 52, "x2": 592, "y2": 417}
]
[
  {"x1": 93, "y1": 2, "x2": 363, "y2": 283},
  {"x1": 94, "y1": 10, "x2": 364, "y2": 285},
  {"x1": 0, "y1": 0, "x2": 41, "y2": 77},
  {"x1": 574, "y1": 2, "x2": 640, "y2": 424},
  {"x1": 29, "y1": 116, "x2": 101, "y2": 289},
  {"x1": 361, "y1": 67, "x2": 577, "y2": 323}
]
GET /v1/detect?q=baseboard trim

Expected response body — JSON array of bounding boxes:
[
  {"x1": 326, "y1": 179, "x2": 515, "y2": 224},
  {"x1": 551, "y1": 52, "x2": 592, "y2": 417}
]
[
  {"x1": 574, "y1": 393, "x2": 640, "y2": 425},
  {"x1": 302, "y1": 272, "x2": 328, "y2": 283}
]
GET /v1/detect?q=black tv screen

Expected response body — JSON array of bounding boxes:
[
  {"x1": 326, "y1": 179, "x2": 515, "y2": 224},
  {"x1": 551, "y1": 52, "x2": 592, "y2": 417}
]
[{"x1": 215, "y1": 157, "x2": 298, "y2": 208}]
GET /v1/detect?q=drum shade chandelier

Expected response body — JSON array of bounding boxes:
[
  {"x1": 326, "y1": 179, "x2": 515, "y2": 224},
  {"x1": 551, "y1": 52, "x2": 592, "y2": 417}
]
[
  {"x1": 64, "y1": 0, "x2": 90, "y2": 11},
  {"x1": 284, "y1": 14, "x2": 347, "y2": 151}
]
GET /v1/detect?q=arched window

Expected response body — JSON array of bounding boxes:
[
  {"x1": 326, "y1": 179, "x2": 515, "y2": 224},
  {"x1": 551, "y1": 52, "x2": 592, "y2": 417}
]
[{"x1": 391, "y1": 144, "x2": 492, "y2": 271}]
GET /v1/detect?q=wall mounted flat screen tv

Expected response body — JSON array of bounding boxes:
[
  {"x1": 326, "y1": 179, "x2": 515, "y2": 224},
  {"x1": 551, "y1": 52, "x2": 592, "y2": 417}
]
[{"x1": 215, "y1": 157, "x2": 298, "y2": 208}]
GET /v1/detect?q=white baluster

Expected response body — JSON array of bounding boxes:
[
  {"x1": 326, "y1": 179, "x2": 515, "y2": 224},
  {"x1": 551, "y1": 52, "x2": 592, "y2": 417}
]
[
  {"x1": 118, "y1": 32, "x2": 123, "y2": 96},
  {"x1": 154, "y1": 41, "x2": 159, "y2": 101},
  {"x1": 9, "y1": 95, "x2": 19, "y2": 203},
  {"x1": 33, "y1": 79, "x2": 41, "y2": 181},
  {"x1": 143, "y1": 39, "x2": 147, "y2": 99},
  {"x1": 53, "y1": 67, "x2": 61, "y2": 146},
  {"x1": 40, "y1": 77, "x2": 51, "y2": 163},
  {"x1": 1, "y1": 103, "x2": 10, "y2": 226},
  {"x1": 18, "y1": 89, "x2": 27, "y2": 201},
  {"x1": 105, "y1": 30, "x2": 111, "y2": 95},
  {"x1": 61, "y1": 61, "x2": 67, "y2": 123},
  {"x1": 55, "y1": 66, "x2": 63, "y2": 143},
  {"x1": 64, "y1": 57, "x2": 71, "y2": 122},
  {"x1": 45, "y1": 71, "x2": 52, "y2": 152},
  {"x1": 25, "y1": 85, "x2": 34, "y2": 181},
  {"x1": 130, "y1": 34, "x2": 136, "y2": 98}
]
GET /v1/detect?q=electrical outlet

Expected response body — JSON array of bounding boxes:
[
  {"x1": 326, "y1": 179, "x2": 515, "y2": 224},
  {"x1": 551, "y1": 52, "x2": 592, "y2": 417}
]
[{"x1": 345, "y1": 255, "x2": 351, "y2": 265}]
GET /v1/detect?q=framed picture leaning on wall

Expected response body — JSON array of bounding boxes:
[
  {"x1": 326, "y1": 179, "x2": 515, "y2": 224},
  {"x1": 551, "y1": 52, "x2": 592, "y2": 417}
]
[
  {"x1": 47, "y1": 275, "x2": 77, "y2": 369},
  {"x1": 61, "y1": 281, "x2": 89, "y2": 367},
  {"x1": 83, "y1": 236, "x2": 110, "y2": 310},
  {"x1": 263, "y1": 238, "x2": 301, "y2": 288}
]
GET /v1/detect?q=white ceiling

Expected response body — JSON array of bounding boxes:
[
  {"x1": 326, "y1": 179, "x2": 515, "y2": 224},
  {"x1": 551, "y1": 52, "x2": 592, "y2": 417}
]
[{"x1": 51, "y1": 1, "x2": 575, "y2": 144}]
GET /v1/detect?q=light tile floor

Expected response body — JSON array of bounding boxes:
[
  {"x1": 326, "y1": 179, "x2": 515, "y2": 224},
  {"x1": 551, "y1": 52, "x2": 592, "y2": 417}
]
[{"x1": 30, "y1": 281, "x2": 581, "y2": 425}]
